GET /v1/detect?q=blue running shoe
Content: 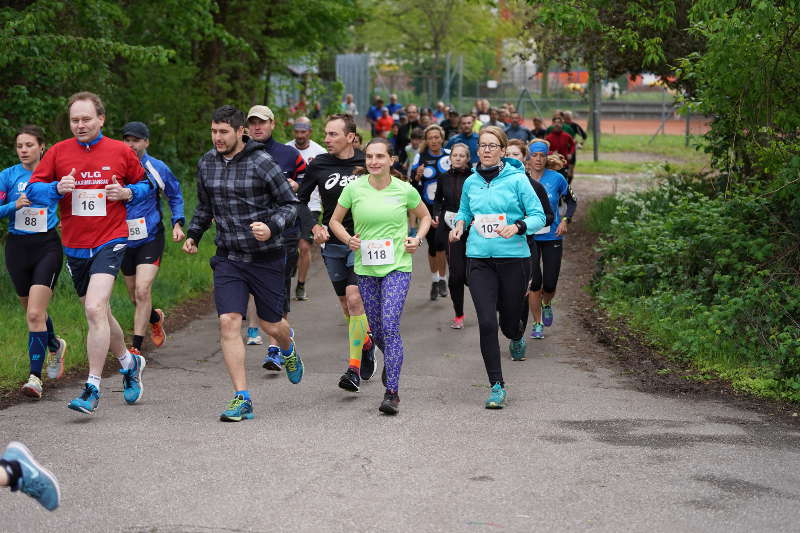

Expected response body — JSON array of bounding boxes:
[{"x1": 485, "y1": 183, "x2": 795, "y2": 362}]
[
  {"x1": 220, "y1": 394, "x2": 253, "y2": 422},
  {"x1": 485, "y1": 383, "x2": 507, "y2": 409},
  {"x1": 509, "y1": 337, "x2": 527, "y2": 361},
  {"x1": 283, "y1": 343, "x2": 304, "y2": 384},
  {"x1": 246, "y1": 327, "x2": 262, "y2": 345},
  {"x1": 262, "y1": 345, "x2": 283, "y2": 371},
  {"x1": 530, "y1": 322, "x2": 544, "y2": 339},
  {"x1": 542, "y1": 304, "x2": 554, "y2": 327},
  {"x1": 2, "y1": 442, "x2": 60, "y2": 510},
  {"x1": 67, "y1": 383, "x2": 100, "y2": 414},
  {"x1": 120, "y1": 353, "x2": 146, "y2": 404}
]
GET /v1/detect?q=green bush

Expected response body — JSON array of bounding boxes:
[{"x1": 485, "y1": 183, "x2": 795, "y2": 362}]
[{"x1": 590, "y1": 174, "x2": 800, "y2": 401}]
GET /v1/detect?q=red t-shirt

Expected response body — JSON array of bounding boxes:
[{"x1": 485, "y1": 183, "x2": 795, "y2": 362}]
[
  {"x1": 545, "y1": 130, "x2": 575, "y2": 158},
  {"x1": 30, "y1": 136, "x2": 145, "y2": 249},
  {"x1": 375, "y1": 115, "x2": 394, "y2": 134}
]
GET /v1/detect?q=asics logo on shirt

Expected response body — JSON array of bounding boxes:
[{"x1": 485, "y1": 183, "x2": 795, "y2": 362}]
[{"x1": 324, "y1": 173, "x2": 358, "y2": 190}]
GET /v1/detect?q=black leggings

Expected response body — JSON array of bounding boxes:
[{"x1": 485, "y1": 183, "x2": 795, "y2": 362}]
[
  {"x1": 468, "y1": 257, "x2": 531, "y2": 386},
  {"x1": 441, "y1": 224, "x2": 467, "y2": 316},
  {"x1": 530, "y1": 240, "x2": 563, "y2": 293}
]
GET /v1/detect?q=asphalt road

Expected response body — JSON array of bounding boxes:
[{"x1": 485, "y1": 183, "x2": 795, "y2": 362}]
[{"x1": 2, "y1": 200, "x2": 800, "y2": 532}]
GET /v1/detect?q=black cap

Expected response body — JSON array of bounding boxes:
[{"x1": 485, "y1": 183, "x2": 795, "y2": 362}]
[{"x1": 121, "y1": 121, "x2": 149, "y2": 139}]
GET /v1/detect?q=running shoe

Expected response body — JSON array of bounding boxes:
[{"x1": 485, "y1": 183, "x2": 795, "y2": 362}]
[
  {"x1": 338, "y1": 368, "x2": 361, "y2": 392},
  {"x1": 67, "y1": 383, "x2": 100, "y2": 414},
  {"x1": 295, "y1": 283, "x2": 308, "y2": 301},
  {"x1": 430, "y1": 282, "x2": 438, "y2": 301},
  {"x1": 45, "y1": 336, "x2": 67, "y2": 380},
  {"x1": 220, "y1": 394, "x2": 254, "y2": 422},
  {"x1": 438, "y1": 279, "x2": 448, "y2": 297},
  {"x1": 530, "y1": 322, "x2": 544, "y2": 340},
  {"x1": 379, "y1": 390, "x2": 400, "y2": 415},
  {"x1": 283, "y1": 343, "x2": 304, "y2": 384},
  {"x1": 262, "y1": 345, "x2": 283, "y2": 371},
  {"x1": 450, "y1": 316, "x2": 464, "y2": 329},
  {"x1": 20, "y1": 375, "x2": 43, "y2": 400},
  {"x1": 509, "y1": 337, "x2": 527, "y2": 361},
  {"x1": 2, "y1": 441, "x2": 60, "y2": 511},
  {"x1": 542, "y1": 304, "x2": 554, "y2": 327},
  {"x1": 150, "y1": 309, "x2": 166, "y2": 347},
  {"x1": 119, "y1": 352, "x2": 146, "y2": 404},
  {"x1": 246, "y1": 327, "x2": 263, "y2": 345},
  {"x1": 360, "y1": 332, "x2": 376, "y2": 380},
  {"x1": 485, "y1": 383, "x2": 507, "y2": 409}
]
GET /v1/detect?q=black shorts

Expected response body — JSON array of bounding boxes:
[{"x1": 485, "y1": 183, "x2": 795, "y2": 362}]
[
  {"x1": 121, "y1": 231, "x2": 165, "y2": 276},
  {"x1": 297, "y1": 204, "x2": 315, "y2": 243},
  {"x1": 66, "y1": 241, "x2": 127, "y2": 298},
  {"x1": 321, "y1": 242, "x2": 359, "y2": 297},
  {"x1": 4, "y1": 229, "x2": 63, "y2": 297},
  {"x1": 425, "y1": 226, "x2": 445, "y2": 257},
  {"x1": 211, "y1": 254, "x2": 285, "y2": 323}
]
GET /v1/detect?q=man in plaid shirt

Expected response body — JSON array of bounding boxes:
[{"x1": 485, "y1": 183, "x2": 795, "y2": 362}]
[{"x1": 183, "y1": 105, "x2": 303, "y2": 422}]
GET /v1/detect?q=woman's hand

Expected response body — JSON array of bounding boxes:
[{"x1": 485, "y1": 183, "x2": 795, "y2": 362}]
[
  {"x1": 347, "y1": 233, "x2": 361, "y2": 251},
  {"x1": 449, "y1": 225, "x2": 463, "y2": 242},
  {"x1": 555, "y1": 220, "x2": 568, "y2": 236},
  {"x1": 431, "y1": 216, "x2": 439, "y2": 228},
  {"x1": 414, "y1": 166, "x2": 424, "y2": 182},
  {"x1": 497, "y1": 224, "x2": 519, "y2": 239},
  {"x1": 404, "y1": 236, "x2": 421, "y2": 253},
  {"x1": 15, "y1": 193, "x2": 31, "y2": 210}
]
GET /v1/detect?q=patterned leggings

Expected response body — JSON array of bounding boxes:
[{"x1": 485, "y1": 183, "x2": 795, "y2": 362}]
[{"x1": 358, "y1": 271, "x2": 412, "y2": 393}]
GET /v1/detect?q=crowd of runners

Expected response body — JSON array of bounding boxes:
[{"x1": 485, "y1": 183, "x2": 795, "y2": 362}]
[{"x1": 0, "y1": 92, "x2": 581, "y2": 510}]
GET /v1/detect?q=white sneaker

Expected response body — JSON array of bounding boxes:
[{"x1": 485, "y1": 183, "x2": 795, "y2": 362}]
[
  {"x1": 21, "y1": 375, "x2": 43, "y2": 399},
  {"x1": 46, "y1": 337, "x2": 67, "y2": 380},
  {"x1": 247, "y1": 335, "x2": 263, "y2": 345}
]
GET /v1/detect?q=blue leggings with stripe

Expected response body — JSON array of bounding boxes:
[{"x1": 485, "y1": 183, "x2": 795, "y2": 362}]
[{"x1": 358, "y1": 271, "x2": 412, "y2": 393}]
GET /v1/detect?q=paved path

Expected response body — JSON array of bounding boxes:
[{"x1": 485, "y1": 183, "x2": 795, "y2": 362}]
[{"x1": 2, "y1": 179, "x2": 800, "y2": 532}]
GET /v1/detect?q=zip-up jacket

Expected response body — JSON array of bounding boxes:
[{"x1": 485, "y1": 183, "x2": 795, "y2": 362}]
[
  {"x1": 455, "y1": 157, "x2": 545, "y2": 259},
  {"x1": 187, "y1": 139, "x2": 298, "y2": 262},
  {"x1": 125, "y1": 152, "x2": 185, "y2": 248}
]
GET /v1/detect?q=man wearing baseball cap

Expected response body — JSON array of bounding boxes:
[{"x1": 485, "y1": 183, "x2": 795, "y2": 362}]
[
  {"x1": 120, "y1": 121, "x2": 185, "y2": 356},
  {"x1": 245, "y1": 105, "x2": 307, "y2": 371}
]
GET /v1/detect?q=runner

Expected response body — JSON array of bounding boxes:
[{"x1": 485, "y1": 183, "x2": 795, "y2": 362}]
[
  {"x1": 329, "y1": 137, "x2": 431, "y2": 414},
  {"x1": 506, "y1": 139, "x2": 555, "y2": 233},
  {"x1": 411, "y1": 124, "x2": 450, "y2": 300},
  {"x1": 296, "y1": 114, "x2": 377, "y2": 392},
  {"x1": 0, "y1": 441, "x2": 60, "y2": 511},
  {"x1": 525, "y1": 140, "x2": 578, "y2": 340},
  {"x1": 120, "y1": 121, "x2": 185, "y2": 355},
  {"x1": 28, "y1": 92, "x2": 151, "y2": 414},
  {"x1": 183, "y1": 105, "x2": 302, "y2": 421},
  {"x1": 444, "y1": 114, "x2": 480, "y2": 164},
  {"x1": 287, "y1": 116, "x2": 327, "y2": 302},
  {"x1": 0, "y1": 125, "x2": 67, "y2": 398},
  {"x1": 245, "y1": 105, "x2": 306, "y2": 366},
  {"x1": 544, "y1": 115, "x2": 576, "y2": 183},
  {"x1": 448, "y1": 126, "x2": 545, "y2": 409},
  {"x1": 432, "y1": 142, "x2": 471, "y2": 328}
]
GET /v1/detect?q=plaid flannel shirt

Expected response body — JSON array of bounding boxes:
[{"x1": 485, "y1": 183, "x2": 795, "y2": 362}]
[{"x1": 187, "y1": 139, "x2": 298, "y2": 262}]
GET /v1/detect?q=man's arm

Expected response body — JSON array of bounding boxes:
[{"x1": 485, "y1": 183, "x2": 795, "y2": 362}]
[
  {"x1": 162, "y1": 163, "x2": 186, "y2": 226},
  {"x1": 260, "y1": 158, "x2": 299, "y2": 239}
]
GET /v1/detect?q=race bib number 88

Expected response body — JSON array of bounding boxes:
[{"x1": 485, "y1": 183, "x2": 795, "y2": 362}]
[
  {"x1": 361, "y1": 239, "x2": 395, "y2": 266},
  {"x1": 474, "y1": 213, "x2": 506, "y2": 239},
  {"x1": 14, "y1": 207, "x2": 47, "y2": 233}
]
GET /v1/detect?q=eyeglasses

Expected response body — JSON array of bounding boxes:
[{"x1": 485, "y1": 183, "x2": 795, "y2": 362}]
[{"x1": 478, "y1": 143, "x2": 501, "y2": 151}]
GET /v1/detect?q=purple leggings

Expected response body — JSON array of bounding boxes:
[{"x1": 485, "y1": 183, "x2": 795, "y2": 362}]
[{"x1": 358, "y1": 271, "x2": 412, "y2": 392}]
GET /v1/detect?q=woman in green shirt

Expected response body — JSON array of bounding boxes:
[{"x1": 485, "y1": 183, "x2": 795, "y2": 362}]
[{"x1": 330, "y1": 138, "x2": 432, "y2": 415}]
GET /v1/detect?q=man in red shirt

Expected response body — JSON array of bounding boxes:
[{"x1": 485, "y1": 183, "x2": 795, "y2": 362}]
[
  {"x1": 544, "y1": 116, "x2": 576, "y2": 182},
  {"x1": 375, "y1": 108, "x2": 395, "y2": 138},
  {"x1": 28, "y1": 92, "x2": 151, "y2": 415}
]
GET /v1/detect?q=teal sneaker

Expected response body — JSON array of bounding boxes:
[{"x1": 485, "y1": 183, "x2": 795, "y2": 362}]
[
  {"x1": 220, "y1": 394, "x2": 253, "y2": 422},
  {"x1": 283, "y1": 343, "x2": 304, "y2": 384},
  {"x1": 2, "y1": 442, "x2": 60, "y2": 511},
  {"x1": 67, "y1": 383, "x2": 100, "y2": 414},
  {"x1": 120, "y1": 353, "x2": 146, "y2": 404},
  {"x1": 530, "y1": 322, "x2": 544, "y2": 339},
  {"x1": 542, "y1": 304, "x2": 554, "y2": 327},
  {"x1": 509, "y1": 337, "x2": 527, "y2": 361},
  {"x1": 485, "y1": 383, "x2": 507, "y2": 409}
]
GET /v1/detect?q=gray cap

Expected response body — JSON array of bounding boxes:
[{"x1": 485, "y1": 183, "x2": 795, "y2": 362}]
[{"x1": 121, "y1": 121, "x2": 150, "y2": 139}]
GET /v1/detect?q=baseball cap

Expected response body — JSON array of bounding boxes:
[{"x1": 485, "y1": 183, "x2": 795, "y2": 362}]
[
  {"x1": 247, "y1": 105, "x2": 274, "y2": 121},
  {"x1": 292, "y1": 121, "x2": 311, "y2": 131},
  {"x1": 121, "y1": 121, "x2": 150, "y2": 139}
]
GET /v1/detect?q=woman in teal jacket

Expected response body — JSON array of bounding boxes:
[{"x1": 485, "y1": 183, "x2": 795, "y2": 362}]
[{"x1": 449, "y1": 126, "x2": 546, "y2": 409}]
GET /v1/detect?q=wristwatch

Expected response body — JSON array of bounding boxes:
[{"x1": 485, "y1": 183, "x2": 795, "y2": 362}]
[{"x1": 564, "y1": 217, "x2": 572, "y2": 224}]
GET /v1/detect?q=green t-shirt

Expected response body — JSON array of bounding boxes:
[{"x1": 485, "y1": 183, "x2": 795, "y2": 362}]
[{"x1": 338, "y1": 175, "x2": 422, "y2": 277}]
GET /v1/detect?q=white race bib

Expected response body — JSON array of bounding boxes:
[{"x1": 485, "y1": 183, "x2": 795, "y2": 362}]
[
  {"x1": 127, "y1": 218, "x2": 148, "y2": 241},
  {"x1": 444, "y1": 210, "x2": 457, "y2": 230},
  {"x1": 535, "y1": 225, "x2": 551, "y2": 235},
  {"x1": 14, "y1": 207, "x2": 47, "y2": 233},
  {"x1": 474, "y1": 213, "x2": 506, "y2": 239},
  {"x1": 361, "y1": 239, "x2": 395, "y2": 266},
  {"x1": 71, "y1": 189, "x2": 106, "y2": 217}
]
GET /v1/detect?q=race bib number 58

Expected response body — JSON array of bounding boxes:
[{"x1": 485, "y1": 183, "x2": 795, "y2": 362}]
[
  {"x1": 72, "y1": 189, "x2": 107, "y2": 217},
  {"x1": 474, "y1": 213, "x2": 506, "y2": 239}
]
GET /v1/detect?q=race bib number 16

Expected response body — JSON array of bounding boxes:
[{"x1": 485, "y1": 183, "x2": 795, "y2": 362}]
[
  {"x1": 474, "y1": 213, "x2": 506, "y2": 239},
  {"x1": 72, "y1": 190, "x2": 107, "y2": 217}
]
